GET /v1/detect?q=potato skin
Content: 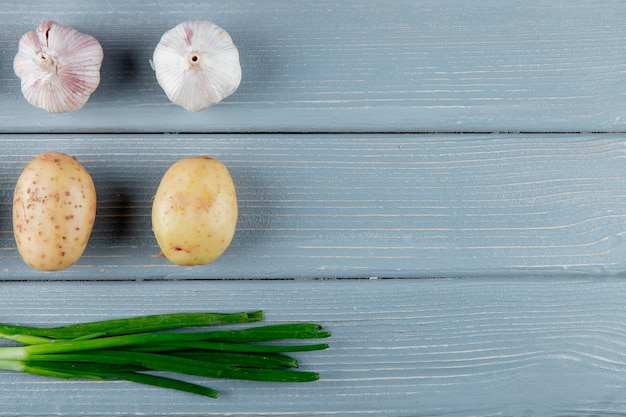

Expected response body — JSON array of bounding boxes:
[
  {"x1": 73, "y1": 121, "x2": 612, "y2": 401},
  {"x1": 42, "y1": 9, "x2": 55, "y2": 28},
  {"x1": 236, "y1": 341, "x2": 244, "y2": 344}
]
[
  {"x1": 152, "y1": 156, "x2": 238, "y2": 266},
  {"x1": 13, "y1": 152, "x2": 97, "y2": 271}
]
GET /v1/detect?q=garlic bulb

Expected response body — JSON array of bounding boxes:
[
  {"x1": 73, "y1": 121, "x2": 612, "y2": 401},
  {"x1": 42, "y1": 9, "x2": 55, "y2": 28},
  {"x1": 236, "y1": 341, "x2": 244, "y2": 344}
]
[
  {"x1": 13, "y1": 21, "x2": 104, "y2": 113},
  {"x1": 152, "y1": 19, "x2": 242, "y2": 112}
]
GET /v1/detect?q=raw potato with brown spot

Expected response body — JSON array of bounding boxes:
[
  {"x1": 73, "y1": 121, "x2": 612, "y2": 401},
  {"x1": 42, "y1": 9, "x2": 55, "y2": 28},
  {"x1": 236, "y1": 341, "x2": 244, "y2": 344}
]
[
  {"x1": 13, "y1": 151, "x2": 97, "y2": 271},
  {"x1": 152, "y1": 156, "x2": 238, "y2": 266}
]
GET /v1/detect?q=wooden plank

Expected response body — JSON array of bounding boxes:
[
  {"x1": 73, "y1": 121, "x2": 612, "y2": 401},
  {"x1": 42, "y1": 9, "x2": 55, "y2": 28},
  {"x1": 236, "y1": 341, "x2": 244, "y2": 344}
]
[
  {"x1": 1, "y1": 278, "x2": 626, "y2": 416},
  {"x1": 0, "y1": 0, "x2": 624, "y2": 133},
  {"x1": 1, "y1": 134, "x2": 625, "y2": 280}
]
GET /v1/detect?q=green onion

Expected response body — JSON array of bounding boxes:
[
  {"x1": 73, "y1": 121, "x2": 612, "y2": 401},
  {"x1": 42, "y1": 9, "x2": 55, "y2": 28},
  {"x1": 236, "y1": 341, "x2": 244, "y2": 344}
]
[
  {"x1": 164, "y1": 350, "x2": 299, "y2": 369},
  {"x1": 0, "y1": 311, "x2": 330, "y2": 398},
  {"x1": 0, "y1": 311, "x2": 263, "y2": 342}
]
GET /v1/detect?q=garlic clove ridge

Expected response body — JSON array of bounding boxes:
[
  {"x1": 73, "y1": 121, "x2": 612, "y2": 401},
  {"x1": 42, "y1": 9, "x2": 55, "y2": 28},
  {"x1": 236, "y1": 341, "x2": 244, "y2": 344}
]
[
  {"x1": 14, "y1": 21, "x2": 104, "y2": 113},
  {"x1": 152, "y1": 19, "x2": 242, "y2": 112}
]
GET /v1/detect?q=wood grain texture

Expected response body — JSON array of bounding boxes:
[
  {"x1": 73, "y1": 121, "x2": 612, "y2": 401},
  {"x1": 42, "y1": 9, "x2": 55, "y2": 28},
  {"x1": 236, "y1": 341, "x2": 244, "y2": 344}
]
[
  {"x1": 1, "y1": 134, "x2": 625, "y2": 280},
  {"x1": 0, "y1": 278, "x2": 626, "y2": 416},
  {"x1": 1, "y1": 1, "x2": 626, "y2": 415},
  {"x1": 0, "y1": 0, "x2": 624, "y2": 132}
]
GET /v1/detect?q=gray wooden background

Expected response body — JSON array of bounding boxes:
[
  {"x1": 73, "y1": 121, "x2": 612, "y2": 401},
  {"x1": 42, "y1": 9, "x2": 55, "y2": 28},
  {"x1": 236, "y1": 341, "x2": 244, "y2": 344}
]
[{"x1": 1, "y1": 1, "x2": 626, "y2": 415}]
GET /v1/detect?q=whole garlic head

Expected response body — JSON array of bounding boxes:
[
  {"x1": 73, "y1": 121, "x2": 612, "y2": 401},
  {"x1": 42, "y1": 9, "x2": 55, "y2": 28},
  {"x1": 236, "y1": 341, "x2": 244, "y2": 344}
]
[
  {"x1": 14, "y1": 21, "x2": 104, "y2": 114},
  {"x1": 152, "y1": 19, "x2": 242, "y2": 112}
]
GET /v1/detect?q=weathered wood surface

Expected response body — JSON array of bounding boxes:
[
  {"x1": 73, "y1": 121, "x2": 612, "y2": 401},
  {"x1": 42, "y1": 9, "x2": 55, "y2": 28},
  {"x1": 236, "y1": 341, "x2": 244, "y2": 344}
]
[
  {"x1": 0, "y1": 0, "x2": 624, "y2": 133},
  {"x1": 1, "y1": 134, "x2": 625, "y2": 280},
  {"x1": 0, "y1": 279, "x2": 625, "y2": 416},
  {"x1": 1, "y1": 0, "x2": 626, "y2": 415}
]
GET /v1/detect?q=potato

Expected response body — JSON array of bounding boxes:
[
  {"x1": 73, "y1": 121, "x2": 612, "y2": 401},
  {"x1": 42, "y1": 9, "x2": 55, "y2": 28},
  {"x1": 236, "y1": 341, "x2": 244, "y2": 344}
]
[
  {"x1": 152, "y1": 156, "x2": 238, "y2": 266},
  {"x1": 13, "y1": 151, "x2": 97, "y2": 271}
]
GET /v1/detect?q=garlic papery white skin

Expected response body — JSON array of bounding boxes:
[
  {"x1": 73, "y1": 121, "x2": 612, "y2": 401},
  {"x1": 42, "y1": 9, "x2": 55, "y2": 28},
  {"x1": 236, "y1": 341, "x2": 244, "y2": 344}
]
[
  {"x1": 152, "y1": 19, "x2": 242, "y2": 112},
  {"x1": 13, "y1": 21, "x2": 104, "y2": 113}
]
